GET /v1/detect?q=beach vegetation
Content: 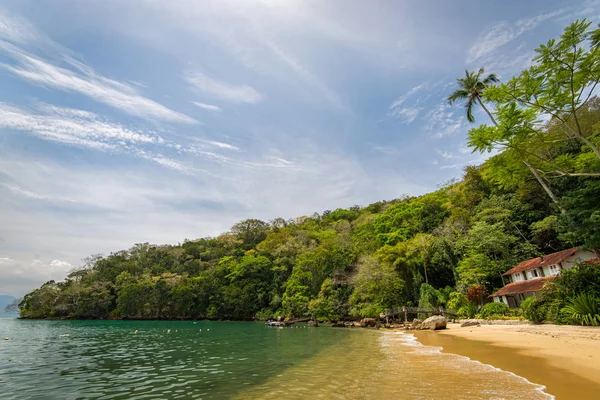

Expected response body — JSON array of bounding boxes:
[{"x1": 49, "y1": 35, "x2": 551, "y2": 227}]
[
  {"x1": 18, "y1": 19, "x2": 600, "y2": 323},
  {"x1": 480, "y1": 302, "x2": 510, "y2": 319},
  {"x1": 562, "y1": 293, "x2": 600, "y2": 326},
  {"x1": 457, "y1": 303, "x2": 479, "y2": 319}
]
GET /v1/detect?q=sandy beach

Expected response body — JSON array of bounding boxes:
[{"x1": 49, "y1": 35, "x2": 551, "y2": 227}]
[{"x1": 415, "y1": 323, "x2": 600, "y2": 399}]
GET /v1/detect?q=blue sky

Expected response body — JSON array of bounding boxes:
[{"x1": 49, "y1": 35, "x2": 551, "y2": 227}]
[{"x1": 1, "y1": 0, "x2": 599, "y2": 296}]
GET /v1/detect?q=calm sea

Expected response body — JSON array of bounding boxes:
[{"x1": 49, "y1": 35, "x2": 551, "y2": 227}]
[{"x1": 0, "y1": 316, "x2": 551, "y2": 399}]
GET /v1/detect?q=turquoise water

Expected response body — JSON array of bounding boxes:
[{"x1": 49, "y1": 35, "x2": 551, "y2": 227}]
[
  {"x1": 0, "y1": 316, "x2": 552, "y2": 399},
  {"x1": 0, "y1": 318, "x2": 362, "y2": 399}
]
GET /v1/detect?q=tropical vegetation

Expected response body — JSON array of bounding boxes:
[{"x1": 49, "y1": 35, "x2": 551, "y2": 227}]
[{"x1": 20, "y1": 20, "x2": 599, "y2": 324}]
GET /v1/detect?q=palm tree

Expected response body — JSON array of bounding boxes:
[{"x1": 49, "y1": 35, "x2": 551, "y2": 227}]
[
  {"x1": 448, "y1": 68, "x2": 565, "y2": 213},
  {"x1": 447, "y1": 68, "x2": 499, "y2": 124}
]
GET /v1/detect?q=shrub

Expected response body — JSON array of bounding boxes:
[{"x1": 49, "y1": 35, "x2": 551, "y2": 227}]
[
  {"x1": 458, "y1": 303, "x2": 478, "y2": 319},
  {"x1": 562, "y1": 293, "x2": 600, "y2": 326},
  {"x1": 466, "y1": 285, "x2": 487, "y2": 305},
  {"x1": 480, "y1": 302, "x2": 509, "y2": 319},
  {"x1": 447, "y1": 292, "x2": 468, "y2": 312},
  {"x1": 543, "y1": 259, "x2": 600, "y2": 299},
  {"x1": 558, "y1": 307, "x2": 575, "y2": 325},
  {"x1": 521, "y1": 296, "x2": 545, "y2": 323},
  {"x1": 255, "y1": 308, "x2": 274, "y2": 321}
]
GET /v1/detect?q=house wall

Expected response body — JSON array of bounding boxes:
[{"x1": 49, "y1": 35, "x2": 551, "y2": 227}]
[
  {"x1": 495, "y1": 249, "x2": 597, "y2": 308},
  {"x1": 493, "y1": 295, "x2": 509, "y2": 306},
  {"x1": 562, "y1": 250, "x2": 597, "y2": 269},
  {"x1": 541, "y1": 249, "x2": 596, "y2": 276},
  {"x1": 510, "y1": 271, "x2": 525, "y2": 282},
  {"x1": 525, "y1": 268, "x2": 543, "y2": 280}
]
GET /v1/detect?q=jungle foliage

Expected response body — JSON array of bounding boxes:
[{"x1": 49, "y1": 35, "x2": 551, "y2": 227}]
[{"x1": 20, "y1": 20, "x2": 600, "y2": 322}]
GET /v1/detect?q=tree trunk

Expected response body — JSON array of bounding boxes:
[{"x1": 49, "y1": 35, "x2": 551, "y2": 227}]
[
  {"x1": 477, "y1": 96, "x2": 566, "y2": 212},
  {"x1": 522, "y1": 159, "x2": 566, "y2": 214},
  {"x1": 477, "y1": 97, "x2": 498, "y2": 126},
  {"x1": 572, "y1": 129, "x2": 600, "y2": 160}
]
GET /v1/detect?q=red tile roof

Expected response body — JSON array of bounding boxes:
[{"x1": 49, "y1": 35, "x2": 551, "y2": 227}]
[
  {"x1": 491, "y1": 276, "x2": 555, "y2": 297},
  {"x1": 501, "y1": 247, "x2": 579, "y2": 276}
]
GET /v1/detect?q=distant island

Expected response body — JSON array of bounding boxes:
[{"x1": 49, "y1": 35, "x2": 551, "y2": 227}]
[
  {"x1": 0, "y1": 295, "x2": 16, "y2": 312},
  {"x1": 19, "y1": 20, "x2": 600, "y2": 326}
]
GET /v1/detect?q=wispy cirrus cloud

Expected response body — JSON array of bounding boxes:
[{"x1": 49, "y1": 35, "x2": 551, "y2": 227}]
[
  {"x1": 0, "y1": 102, "x2": 215, "y2": 175},
  {"x1": 196, "y1": 139, "x2": 240, "y2": 152},
  {"x1": 424, "y1": 102, "x2": 466, "y2": 138},
  {"x1": 390, "y1": 106, "x2": 420, "y2": 123},
  {"x1": 0, "y1": 103, "x2": 162, "y2": 150},
  {"x1": 0, "y1": 11, "x2": 196, "y2": 125},
  {"x1": 388, "y1": 82, "x2": 431, "y2": 123},
  {"x1": 185, "y1": 72, "x2": 263, "y2": 104},
  {"x1": 467, "y1": 9, "x2": 566, "y2": 64},
  {"x1": 1, "y1": 182, "x2": 76, "y2": 203},
  {"x1": 192, "y1": 101, "x2": 223, "y2": 112},
  {"x1": 390, "y1": 82, "x2": 429, "y2": 109},
  {"x1": 0, "y1": 47, "x2": 197, "y2": 124}
]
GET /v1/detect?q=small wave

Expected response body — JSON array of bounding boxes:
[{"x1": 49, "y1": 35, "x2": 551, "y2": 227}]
[{"x1": 388, "y1": 331, "x2": 554, "y2": 399}]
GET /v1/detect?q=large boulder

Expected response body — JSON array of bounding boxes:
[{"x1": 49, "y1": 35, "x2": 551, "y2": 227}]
[
  {"x1": 361, "y1": 318, "x2": 377, "y2": 327},
  {"x1": 421, "y1": 315, "x2": 447, "y2": 330},
  {"x1": 460, "y1": 320, "x2": 480, "y2": 327},
  {"x1": 410, "y1": 318, "x2": 423, "y2": 329}
]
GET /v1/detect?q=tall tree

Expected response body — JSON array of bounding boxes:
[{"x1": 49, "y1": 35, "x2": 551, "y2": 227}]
[
  {"x1": 447, "y1": 67, "x2": 499, "y2": 123},
  {"x1": 448, "y1": 68, "x2": 564, "y2": 210}
]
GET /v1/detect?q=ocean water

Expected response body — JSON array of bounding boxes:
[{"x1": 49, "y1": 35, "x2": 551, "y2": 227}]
[{"x1": 0, "y1": 317, "x2": 551, "y2": 399}]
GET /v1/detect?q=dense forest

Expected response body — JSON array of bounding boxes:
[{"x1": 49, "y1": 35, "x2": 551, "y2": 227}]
[{"x1": 20, "y1": 21, "x2": 600, "y2": 322}]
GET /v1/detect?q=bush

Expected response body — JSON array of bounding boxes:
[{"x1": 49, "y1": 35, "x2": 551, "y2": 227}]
[
  {"x1": 562, "y1": 293, "x2": 600, "y2": 326},
  {"x1": 521, "y1": 296, "x2": 545, "y2": 323},
  {"x1": 447, "y1": 292, "x2": 468, "y2": 312},
  {"x1": 466, "y1": 285, "x2": 487, "y2": 305},
  {"x1": 480, "y1": 302, "x2": 509, "y2": 319},
  {"x1": 458, "y1": 303, "x2": 479, "y2": 319},
  {"x1": 255, "y1": 308, "x2": 274, "y2": 321}
]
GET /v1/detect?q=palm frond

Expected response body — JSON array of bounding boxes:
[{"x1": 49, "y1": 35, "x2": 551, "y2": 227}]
[
  {"x1": 465, "y1": 99, "x2": 475, "y2": 123},
  {"x1": 447, "y1": 89, "x2": 470, "y2": 105},
  {"x1": 563, "y1": 293, "x2": 600, "y2": 326},
  {"x1": 483, "y1": 73, "x2": 500, "y2": 85}
]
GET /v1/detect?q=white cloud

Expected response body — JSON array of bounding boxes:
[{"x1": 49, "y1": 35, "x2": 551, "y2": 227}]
[
  {"x1": 440, "y1": 163, "x2": 461, "y2": 170},
  {"x1": 49, "y1": 259, "x2": 72, "y2": 270},
  {"x1": 436, "y1": 150, "x2": 455, "y2": 159},
  {"x1": 200, "y1": 139, "x2": 240, "y2": 152},
  {"x1": 388, "y1": 82, "x2": 430, "y2": 123},
  {"x1": 390, "y1": 82, "x2": 428, "y2": 109},
  {"x1": 0, "y1": 11, "x2": 196, "y2": 125},
  {"x1": 424, "y1": 102, "x2": 466, "y2": 138},
  {"x1": 1, "y1": 182, "x2": 76, "y2": 203},
  {"x1": 390, "y1": 106, "x2": 420, "y2": 123},
  {"x1": 144, "y1": 154, "x2": 193, "y2": 174},
  {"x1": 185, "y1": 72, "x2": 263, "y2": 104},
  {"x1": 0, "y1": 103, "x2": 162, "y2": 149},
  {"x1": 1, "y1": 49, "x2": 196, "y2": 124},
  {"x1": 193, "y1": 101, "x2": 223, "y2": 112},
  {"x1": 467, "y1": 9, "x2": 566, "y2": 64},
  {"x1": 0, "y1": 103, "x2": 215, "y2": 175}
]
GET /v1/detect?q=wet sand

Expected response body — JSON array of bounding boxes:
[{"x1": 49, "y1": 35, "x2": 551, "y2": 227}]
[{"x1": 415, "y1": 323, "x2": 600, "y2": 399}]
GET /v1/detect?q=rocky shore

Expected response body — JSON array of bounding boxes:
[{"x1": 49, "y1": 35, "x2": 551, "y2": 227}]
[{"x1": 332, "y1": 315, "x2": 448, "y2": 330}]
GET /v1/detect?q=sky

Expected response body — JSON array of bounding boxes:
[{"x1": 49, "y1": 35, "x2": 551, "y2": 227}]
[{"x1": 1, "y1": 0, "x2": 600, "y2": 296}]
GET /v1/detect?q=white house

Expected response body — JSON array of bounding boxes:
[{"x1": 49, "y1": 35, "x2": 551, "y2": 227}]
[{"x1": 491, "y1": 247, "x2": 598, "y2": 307}]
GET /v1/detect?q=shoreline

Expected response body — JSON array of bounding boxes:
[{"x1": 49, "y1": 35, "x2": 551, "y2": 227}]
[{"x1": 414, "y1": 323, "x2": 600, "y2": 399}]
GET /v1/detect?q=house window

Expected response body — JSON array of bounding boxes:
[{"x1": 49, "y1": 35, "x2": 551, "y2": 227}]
[
  {"x1": 531, "y1": 269, "x2": 539, "y2": 278},
  {"x1": 549, "y1": 265, "x2": 560, "y2": 275},
  {"x1": 514, "y1": 272, "x2": 522, "y2": 281}
]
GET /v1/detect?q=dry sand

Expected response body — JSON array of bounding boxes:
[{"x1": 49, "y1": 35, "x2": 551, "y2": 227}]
[{"x1": 415, "y1": 323, "x2": 600, "y2": 399}]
